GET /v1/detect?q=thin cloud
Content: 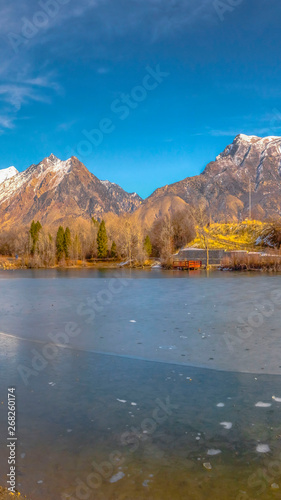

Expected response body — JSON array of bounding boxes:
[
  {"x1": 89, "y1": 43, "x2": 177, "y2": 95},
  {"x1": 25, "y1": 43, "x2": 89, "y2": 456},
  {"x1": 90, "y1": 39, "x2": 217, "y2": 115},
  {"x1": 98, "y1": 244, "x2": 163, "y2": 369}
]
[
  {"x1": 0, "y1": 73, "x2": 60, "y2": 131},
  {"x1": 0, "y1": 115, "x2": 14, "y2": 130},
  {"x1": 0, "y1": 75, "x2": 59, "y2": 109},
  {"x1": 56, "y1": 120, "x2": 76, "y2": 131},
  {"x1": 197, "y1": 127, "x2": 281, "y2": 138}
]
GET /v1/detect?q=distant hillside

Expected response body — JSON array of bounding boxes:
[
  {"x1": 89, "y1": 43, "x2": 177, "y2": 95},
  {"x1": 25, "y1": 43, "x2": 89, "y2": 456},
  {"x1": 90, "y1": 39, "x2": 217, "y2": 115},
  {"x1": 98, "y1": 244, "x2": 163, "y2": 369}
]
[
  {"x1": 133, "y1": 134, "x2": 281, "y2": 226},
  {"x1": 188, "y1": 220, "x2": 268, "y2": 250},
  {"x1": 1, "y1": 134, "x2": 281, "y2": 230}
]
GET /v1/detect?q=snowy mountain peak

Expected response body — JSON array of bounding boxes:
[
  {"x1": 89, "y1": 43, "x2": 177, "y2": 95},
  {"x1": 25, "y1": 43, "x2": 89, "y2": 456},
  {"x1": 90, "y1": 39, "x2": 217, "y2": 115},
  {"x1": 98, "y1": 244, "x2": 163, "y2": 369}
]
[
  {"x1": 47, "y1": 153, "x2": 60, "y2": 163},
  {"x1": 235, "y1": 134, "x2": 281, "y2": 144},
  {"x1": 0, "y1": 166, "x2": 18, "y2": 185},
  {"x1": 236, "y1": 134, "x2": 256, "y2": 141},
  {"x1": 215, "y1": 134, "x2": 281, "y2": 162},
  {"x1": 0, "y1": 155, "x2": 142, "y2": 228}
]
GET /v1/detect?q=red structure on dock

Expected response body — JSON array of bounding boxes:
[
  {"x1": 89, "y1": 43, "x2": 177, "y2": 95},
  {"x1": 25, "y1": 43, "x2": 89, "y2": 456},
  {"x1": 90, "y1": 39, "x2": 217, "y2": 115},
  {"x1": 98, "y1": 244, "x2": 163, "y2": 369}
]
[{"x1": 173, "y1": 260, "x2": 202, "y2": 270}]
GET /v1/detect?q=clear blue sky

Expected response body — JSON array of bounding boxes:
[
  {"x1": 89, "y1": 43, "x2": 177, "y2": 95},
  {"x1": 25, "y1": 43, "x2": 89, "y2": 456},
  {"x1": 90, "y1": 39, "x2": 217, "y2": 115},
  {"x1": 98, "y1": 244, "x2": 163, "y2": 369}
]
[{"x1": 0, "y1": 0, "x2": 280, "y2": 198}]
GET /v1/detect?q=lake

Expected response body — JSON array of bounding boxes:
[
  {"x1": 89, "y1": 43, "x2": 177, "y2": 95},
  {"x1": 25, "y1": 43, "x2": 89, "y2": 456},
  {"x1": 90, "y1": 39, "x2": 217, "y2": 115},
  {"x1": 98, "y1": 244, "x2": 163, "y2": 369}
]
[{"x1": 0, "y1": 269, "x2": 281, "y2": 499}]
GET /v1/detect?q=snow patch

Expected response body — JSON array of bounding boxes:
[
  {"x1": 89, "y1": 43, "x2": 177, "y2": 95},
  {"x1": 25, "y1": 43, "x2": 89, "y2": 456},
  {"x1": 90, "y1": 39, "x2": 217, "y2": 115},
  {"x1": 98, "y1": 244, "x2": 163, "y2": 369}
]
[
  {"x1": 0, "y1": 166, "x2": 18, "y2": 184},
  {"x1": 101, "y1": 179, "x2": 117, "y2": 188}
]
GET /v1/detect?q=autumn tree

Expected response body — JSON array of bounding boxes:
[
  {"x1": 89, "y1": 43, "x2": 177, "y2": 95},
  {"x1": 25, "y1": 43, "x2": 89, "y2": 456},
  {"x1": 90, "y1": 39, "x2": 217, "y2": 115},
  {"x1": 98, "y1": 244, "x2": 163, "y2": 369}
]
[
  {"x1": 36, "y1": 231, "x2": 55, "y2": 267},
  {"x1": 0, "y1": 227, "x2": 29, "y2": 256},
  {"x1": 188, "y1": 201, "x2": 211, "y2": 269},
  {"x1": 171, "y1": 210, "x2": 195, "y2": 249},
  {"x1": 64, "y1": 227, "x2": 71, "y2": 258},
  {"x1": 90, "y1": 217, "x2": 100, "y2": 258},
  {"x1": 150, "y1": 209, "x2": 195, "y2": 262},
  {"x1": 72, "y1": 234, "x2": 81, "y2": 261},
  {"x1": 151, "y1": 214, "x2": 174, "y2": 261}
]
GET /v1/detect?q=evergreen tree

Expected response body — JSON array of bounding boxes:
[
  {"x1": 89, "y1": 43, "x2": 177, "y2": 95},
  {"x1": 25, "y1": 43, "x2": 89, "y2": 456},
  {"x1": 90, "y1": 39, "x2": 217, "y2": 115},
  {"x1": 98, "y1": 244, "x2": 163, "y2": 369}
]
[
  {"x1": 56, "y1": 226, "x2": 65, "y2": 261},
  {"x1": 144, "y1": 235, "x2": 152, "y2": 257},
  {"x1": 110, "y1": 241, "x2": 117, "y2": 259},
  {"x1": 29, "y1": 220, "x2": 42, "y2": 255},
  {"x1": 97, "y1": 220, "x2": 108, "y2": 258},
  {"x1": 64, "y1": 227, "x2": 71, "y2": 258}
]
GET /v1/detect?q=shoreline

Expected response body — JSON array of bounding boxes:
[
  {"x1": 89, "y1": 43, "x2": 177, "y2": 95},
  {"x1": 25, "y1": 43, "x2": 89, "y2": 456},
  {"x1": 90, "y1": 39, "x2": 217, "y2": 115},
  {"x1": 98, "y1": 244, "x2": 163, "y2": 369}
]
[
  {"x1": 1, "y1": 256, "x2": 281, "y2": 273},
  {"x1": 0, "y1": 256, "x2": 160, "y2": 271}
]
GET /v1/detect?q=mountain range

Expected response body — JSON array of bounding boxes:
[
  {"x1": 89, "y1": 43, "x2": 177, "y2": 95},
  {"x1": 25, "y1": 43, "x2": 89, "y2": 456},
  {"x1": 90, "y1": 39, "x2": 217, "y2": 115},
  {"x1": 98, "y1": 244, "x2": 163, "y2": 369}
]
[{"x1": 1, "y1": 134, "x2": 281, "y2": 229}]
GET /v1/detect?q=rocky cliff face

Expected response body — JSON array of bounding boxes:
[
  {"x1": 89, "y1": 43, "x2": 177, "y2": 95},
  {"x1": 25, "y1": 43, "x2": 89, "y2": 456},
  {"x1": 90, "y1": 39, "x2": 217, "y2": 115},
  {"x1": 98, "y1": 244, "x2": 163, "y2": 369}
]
[
  {"x1": 136, "y1": 134, "x2": 281, "y2": 224},
  {"x1": 0, "y1": 155, "x2": 142, "y2": 228}
]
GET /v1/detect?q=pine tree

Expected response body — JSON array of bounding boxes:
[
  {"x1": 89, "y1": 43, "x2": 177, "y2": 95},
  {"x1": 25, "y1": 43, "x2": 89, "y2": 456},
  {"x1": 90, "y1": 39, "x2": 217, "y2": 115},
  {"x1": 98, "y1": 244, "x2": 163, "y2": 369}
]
[
  {"x1": 64, "y1": 227, "x2": 71, "y2": 258},
  {"x1": 97, "y1": 220, "x2": 108, "y2": 258},
  {"x1": 110, "y1": 241, "x2": 117, "y2": 259},
  {"x1": 144, "y1": 235, "x2": 152, "y2": 257},
  {"x1": 29, "y1": 220, "x2": 42, "y2": 255},
  {"x1": 56, "y1": 226, "x2": 65, "y2": 261}
]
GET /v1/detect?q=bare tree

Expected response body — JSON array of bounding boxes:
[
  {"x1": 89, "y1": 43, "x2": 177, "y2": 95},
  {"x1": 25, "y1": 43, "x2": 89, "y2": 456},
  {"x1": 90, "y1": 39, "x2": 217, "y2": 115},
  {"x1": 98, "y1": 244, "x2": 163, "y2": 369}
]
[
  {"x1": 150, "y1": 209, "x2": 195, "y2": 263},
  {"x1": 187, "y1": 200, "x2": 211, "y2": 269}
]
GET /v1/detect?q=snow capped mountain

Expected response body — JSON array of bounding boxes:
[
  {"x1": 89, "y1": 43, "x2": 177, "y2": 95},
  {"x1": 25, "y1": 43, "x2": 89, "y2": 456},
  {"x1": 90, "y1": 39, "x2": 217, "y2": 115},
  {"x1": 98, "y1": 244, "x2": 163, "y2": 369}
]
[
  {"x1": 0, "y1": 155, "x2": 142, "y2": 229},
  {"x1": 136, "y1": 134, "x2": 281, "y2": 224},
  {"x1": 3, "y1": 134, "x2": 281, "y2": 230},
  {"x1": 0, "y1": 166, "x2": 18, "y2": 184}
]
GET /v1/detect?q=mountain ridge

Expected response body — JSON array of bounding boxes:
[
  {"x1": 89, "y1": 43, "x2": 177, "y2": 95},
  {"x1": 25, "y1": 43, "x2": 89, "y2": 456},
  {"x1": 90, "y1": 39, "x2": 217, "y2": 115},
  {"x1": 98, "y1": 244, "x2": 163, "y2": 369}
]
[
  {"x1": 0, "y1": 155, "x2": 142, "y2": 228},
  {"x1": 1, "y1": 134, "x2": 281, "y2": 229},
  {"x1": 132, "y1": 134, "x2": 281, "y2": 225}
]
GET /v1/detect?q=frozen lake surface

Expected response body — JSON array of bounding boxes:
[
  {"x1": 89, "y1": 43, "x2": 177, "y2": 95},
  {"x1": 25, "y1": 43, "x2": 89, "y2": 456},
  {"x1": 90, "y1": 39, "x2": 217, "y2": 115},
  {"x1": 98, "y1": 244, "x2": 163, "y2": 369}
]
[{"x1": 0, "y1": 269, "x2": 281, "y2": 499}]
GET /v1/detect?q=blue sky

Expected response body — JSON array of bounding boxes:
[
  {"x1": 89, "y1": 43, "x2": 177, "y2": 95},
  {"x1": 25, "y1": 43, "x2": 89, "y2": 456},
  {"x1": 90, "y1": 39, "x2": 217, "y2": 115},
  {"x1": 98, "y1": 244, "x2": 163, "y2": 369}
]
[{"x1": 0, "y1": 0, "x2": 280, "y2": 197}]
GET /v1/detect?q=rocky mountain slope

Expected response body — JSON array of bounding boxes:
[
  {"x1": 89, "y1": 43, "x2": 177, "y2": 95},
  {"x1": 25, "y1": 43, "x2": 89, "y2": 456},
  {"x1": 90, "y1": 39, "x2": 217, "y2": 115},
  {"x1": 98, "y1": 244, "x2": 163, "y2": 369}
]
[
  {"x1": 0, "y1": 155, "x2": 142, "y2": 228},
  {"x1": 1, "y1": 134, "x2": 281, "y2": 230},
  {"x1": 134, "y1": 134, "x2": 281, "y2": 225}
]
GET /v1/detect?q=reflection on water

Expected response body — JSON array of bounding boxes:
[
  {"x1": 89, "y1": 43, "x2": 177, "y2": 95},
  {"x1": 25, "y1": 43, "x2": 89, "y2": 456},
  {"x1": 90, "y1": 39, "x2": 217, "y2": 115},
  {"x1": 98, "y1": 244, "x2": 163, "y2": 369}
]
[{"x1": 0, "y1": 271, "x2": 281, "y2": 499}]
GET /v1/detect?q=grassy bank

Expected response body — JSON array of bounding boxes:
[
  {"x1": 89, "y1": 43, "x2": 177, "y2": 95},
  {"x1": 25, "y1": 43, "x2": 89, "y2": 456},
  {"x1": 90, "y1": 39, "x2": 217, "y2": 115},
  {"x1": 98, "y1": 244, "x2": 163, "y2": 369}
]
[
  {"x1": 189, "y1": 220, "x2": 267, "y2": 250},
  {"x1": 0, "y1": 256, "x2": 122, "y2": 270},
  {"x1": 0, "y1": 256, "x2": 157, "y2": 270}
]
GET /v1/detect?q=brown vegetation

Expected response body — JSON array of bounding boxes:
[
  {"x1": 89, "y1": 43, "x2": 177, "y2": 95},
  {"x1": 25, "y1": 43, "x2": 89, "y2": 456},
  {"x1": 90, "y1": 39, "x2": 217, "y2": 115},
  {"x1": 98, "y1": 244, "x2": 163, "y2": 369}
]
[
  {"x1": 149, "y1": 209, "x2": 195, "y2": 261},
  {"x1": 221, "y1": 251, "x2": 281, "y2": 271}
]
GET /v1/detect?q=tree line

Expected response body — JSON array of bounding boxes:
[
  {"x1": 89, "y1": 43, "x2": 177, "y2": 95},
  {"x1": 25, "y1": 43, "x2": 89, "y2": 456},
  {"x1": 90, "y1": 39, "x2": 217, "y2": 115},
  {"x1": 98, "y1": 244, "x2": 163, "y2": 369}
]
[
  {"x1": 0, "y1": 208, "x2": 197, "y2": 267},
  {"x1": 26, "y1": 218, "x2": 120, "y2": 266}
]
